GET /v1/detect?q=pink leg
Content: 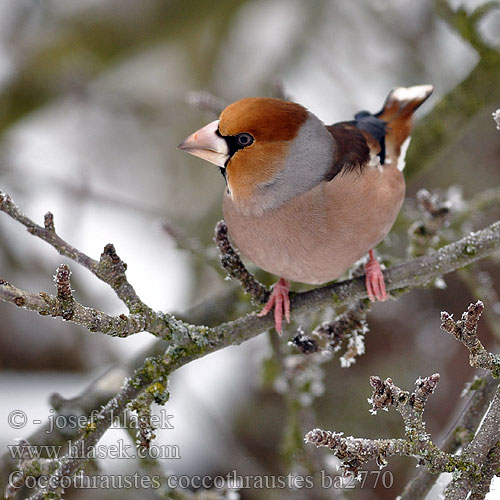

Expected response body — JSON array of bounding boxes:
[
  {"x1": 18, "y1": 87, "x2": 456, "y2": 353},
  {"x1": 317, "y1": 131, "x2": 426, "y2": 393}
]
[
  {"x1": 365, "y1": 249, "x2": 388, "y2": 302},
  {"x1": 257, "y1": 278, "x2": 291, "y2": 334}
]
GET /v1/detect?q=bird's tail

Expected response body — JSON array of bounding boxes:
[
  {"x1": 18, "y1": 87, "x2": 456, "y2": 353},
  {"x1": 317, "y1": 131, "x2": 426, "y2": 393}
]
[{"x1": 376, "y1": 85, "x2": 433, "y2": 169}]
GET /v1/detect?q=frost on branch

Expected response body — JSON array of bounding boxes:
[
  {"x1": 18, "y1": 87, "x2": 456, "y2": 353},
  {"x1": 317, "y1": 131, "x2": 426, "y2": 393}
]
[
  {"x1": 290, "y1": 301, "x2": 370, "y2": 368},
  {"x1": 306, "y1": 302, "x2": 500, "y2": 498},
  {"x1": 407, "y1": 187, "x2": 451, "y2": 258},
  {"x1": 305, "y1": 374, "x2": 449, "y2": 476},
  {"x1": 440, "y1": 300, "x2": 500, "y2": 377},
  {"x1": 493, "y1": 109, "x2": 500, "y2": 131},
  {"x1": 54, "y1": 264, "x2": 75, "y2": 320}
]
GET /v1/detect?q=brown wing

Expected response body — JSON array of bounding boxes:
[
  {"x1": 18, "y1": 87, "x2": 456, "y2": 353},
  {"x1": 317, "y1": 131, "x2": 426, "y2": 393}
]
[
  {"x1": 325, "y1": 123, "x2": 371, "y2": 181},
  {"x1": 325, "y1": 121, "x2": 384, "y2": 181}
]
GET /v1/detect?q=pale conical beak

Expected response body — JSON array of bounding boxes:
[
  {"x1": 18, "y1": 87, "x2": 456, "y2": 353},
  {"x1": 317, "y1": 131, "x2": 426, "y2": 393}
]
[{"x1": 178, "y1": 119, "x2": 229, "y2": 168}]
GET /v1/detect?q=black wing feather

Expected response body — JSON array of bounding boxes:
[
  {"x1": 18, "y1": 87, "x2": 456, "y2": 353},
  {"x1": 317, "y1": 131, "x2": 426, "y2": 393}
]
[{"x1": 351, "y1": 111, "x2": 387, "y2": 164}]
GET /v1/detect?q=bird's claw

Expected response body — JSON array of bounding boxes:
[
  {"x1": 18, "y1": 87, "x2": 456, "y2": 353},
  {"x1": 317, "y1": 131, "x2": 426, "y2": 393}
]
[
  {"x1": 365, "y1": 251, "x2": 388, "y2": 302},
  {"x1": 257, "y1": 278, "x2": 290, "y2": 334}
]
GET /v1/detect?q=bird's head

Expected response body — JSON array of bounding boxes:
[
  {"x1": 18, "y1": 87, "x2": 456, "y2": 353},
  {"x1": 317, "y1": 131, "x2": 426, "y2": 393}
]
[{"x1": 179, "y1": 97, "x2": 334, "y2": 212}]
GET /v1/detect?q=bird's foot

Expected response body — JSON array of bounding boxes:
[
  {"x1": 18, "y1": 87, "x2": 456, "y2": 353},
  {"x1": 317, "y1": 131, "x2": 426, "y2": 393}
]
[
  {"x1": 365, "y1": 250, "x2": 388, "y2": 302},
  {"x1": 257, "y1": 278, "x2": 291, "y2": 334}
]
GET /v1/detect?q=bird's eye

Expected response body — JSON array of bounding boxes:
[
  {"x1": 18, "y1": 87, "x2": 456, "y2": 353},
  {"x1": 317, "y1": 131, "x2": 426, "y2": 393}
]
[{"x1": 235, "y1": 133, "x2": 254, "y2": 147}]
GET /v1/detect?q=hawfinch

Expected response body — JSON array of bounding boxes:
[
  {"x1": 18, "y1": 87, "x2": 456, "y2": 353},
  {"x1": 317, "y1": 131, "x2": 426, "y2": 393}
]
[{"x1": 179, "y1": 85, "x2": 433, "y2": 333}]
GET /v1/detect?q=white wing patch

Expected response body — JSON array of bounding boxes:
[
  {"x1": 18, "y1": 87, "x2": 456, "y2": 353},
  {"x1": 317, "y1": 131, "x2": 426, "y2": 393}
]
[
  {"x1": 368, "y1": 152, "x2": 383, "y2": 171},
  {"x1": 397, "y1": 136, "x2": 411, "y2": 171},
  {"x1": 390, "y1": 85, "x2": 434, "y2": 103}
]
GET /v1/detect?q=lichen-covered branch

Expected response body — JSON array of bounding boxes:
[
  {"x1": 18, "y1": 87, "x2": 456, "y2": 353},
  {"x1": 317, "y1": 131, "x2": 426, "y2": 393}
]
[
  {"x1": 440, "y1": 300, "x2": 500, "y2": 376},
  {"x1": 437, "y1": 301, "x2": 500, "y2": 499},
  {"x1": 0, "y1": 303, "x2": 248, "y2": 498},
  {"x1": 0, "y1": 191, "x2": 147, "y2": 313},
  {"x1": 24, "y1": 353, "x2": 170, "y2": 500},
  {"x1": 445, "y1": 388, "x2": 500, "y2": 500},
  {"x1": 291, "y1": 301, "x2": 371, "y2": 371},
  {"x1": 22, "y1": 306, "x2": 268, "y2": 500},
  {"x1": 2, "y1": 189, "x2": 500, "y2": 497},
  {"x1": 407, "y1": 188, "x2": 451, "y2": 258},
  {"x1": 0, "y1": 323, "x2": 189, "y2": 495},
  {"x1": 400, "y1": 375, "x2": 500, "y2": 500},
  {"x1": 305, "y1": 428, "x2": 409, "y2": 473},
  {"x1": 313, "y1": 300, "x2": 370, "y2": 366},
  {"x1": 306, "y1": 303, "x2": 500, "y2": 498},
  {"x1": 307, "y1": 373, "x2": 500, "y2": 498},
  {"x1": 2, "y1": 191, "x2": 500, "y2": 345},
  {"x1": 472, "y1": 442, "x2": 500, "y2": 500},
  {"x1": 5, "y1": 439, "x2": 60, "y2": 499},
  {"x1": 0, "y1": 275, "x2": 189, "y2": 339},
  {"x1": 305, "y1": 374, "x2": 469, "y2": 476},
  {"x1": 403, "y1": 300, "x2": 500, "y2": 499},
  {"x1": 214, "y1": 220, "x2": 270, "y2": 304}
]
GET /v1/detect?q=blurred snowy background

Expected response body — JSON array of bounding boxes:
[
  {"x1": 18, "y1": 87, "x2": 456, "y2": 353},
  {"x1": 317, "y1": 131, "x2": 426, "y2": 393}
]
[{"x1": 1, "y1": 0, "x2": 500, "y2": 499}]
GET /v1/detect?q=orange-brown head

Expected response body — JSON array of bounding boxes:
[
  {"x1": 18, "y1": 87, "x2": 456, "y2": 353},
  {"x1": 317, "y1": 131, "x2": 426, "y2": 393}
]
[{"x1": 179, "y1": 97, "x2": 335, "y2": 213}]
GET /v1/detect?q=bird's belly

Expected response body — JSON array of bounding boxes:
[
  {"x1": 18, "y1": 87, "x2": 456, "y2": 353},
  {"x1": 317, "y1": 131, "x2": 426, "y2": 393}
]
[{"x1": 223, "y1": 167, "x2": 404, "y2": 285}]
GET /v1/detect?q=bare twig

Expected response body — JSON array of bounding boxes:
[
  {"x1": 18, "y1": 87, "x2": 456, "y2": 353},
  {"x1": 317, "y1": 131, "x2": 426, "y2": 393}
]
[
  {"x1": 43, "y1": 211, "x2": 55, "y2": 231},
  {"x1": 400, "y1": 375, "x2": 500, "y2": 500},
  {"x1": 0, "y1": 191, "x2": 146, "y2": 313},
  {"x1": 440, "y1": 300, "x2": 500, "y2": 376},
  {"x1": 0, "y1": 278, "x2": 163, "y2": 338},
  {"x1": 402, "y1": 298, "x2": 500, "y2": 499},
  {"x1": 437, "y1": 301, "x2": 500, "y2": 498},
  {"x1": 214, "y1": 220, "x2": 270, "y2": 304},
  {"x1": 54, "y1": 263, "x2": 75, "y2": 320},
  {"x1": 445, "y1": 389, "x2": 500, "y2": 499},
  {"x1": 305, "y1": 428, "x2": 409, "y2": 474},
  {"x1": 0, "y1": 292, "x2": 241, "y2": 496},
  {"x1": 22, "y1": 307, "x2": 270, "y2": 500},
  {"x1": 305, "y1": 374, "x2": 464, "y2": 475},
  {"x1": 311, "y1": 300, "x2": 370, "y2": 365},
  {"x1": 408, "y1": 188, "x2": 451, "y2": 258},
  {"x1": 306, "y1": 302, "x2": 500, "y2": 499},
  {"x1": 23, "y1": 356, "x2": 168, "y2": 500},
  {"x1": 3, "y1": 191, "x2": 500, "y2": 497},
  {"x1": 55, "y1": 264, "x2": 72, "y2": 301},
  {"x1": 5, "y1": 439, "x2": 60, "y2": 499},
  {"x1": 1, "y1": 204, "x2": 500, "y2": 342}
]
